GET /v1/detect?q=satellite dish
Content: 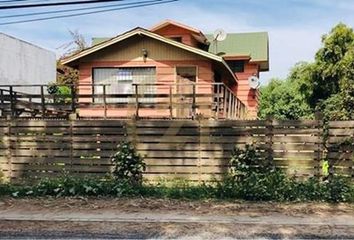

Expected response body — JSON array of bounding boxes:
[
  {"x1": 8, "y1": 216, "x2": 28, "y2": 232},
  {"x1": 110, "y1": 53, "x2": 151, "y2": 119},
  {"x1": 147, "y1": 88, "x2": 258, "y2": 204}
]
[
  {"x1": 248, "y1": 76, "x2": 260, "y2": 89},
  {"x1": 213, "y1": 29, "x2": 227, "y2": 41},
  {"x1": 213, "y1": 29, "x2": 227, "y2": 54}
]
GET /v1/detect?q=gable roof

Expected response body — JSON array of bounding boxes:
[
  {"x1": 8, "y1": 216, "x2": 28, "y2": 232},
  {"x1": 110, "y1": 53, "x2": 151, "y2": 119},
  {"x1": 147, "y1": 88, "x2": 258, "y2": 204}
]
[
  {"x1": 91, "y1": 31, "x2": 269, "y2": 70},
  {"x1": 61, "y1": 27, "x2": 237, "y2": 82},
  {"x1": 150, "y1": 19, "x2": 202, "y2": 34},
  {"x1": 206, "y1": 32, "x2": 269, "y2": 70},
  {"x1": 92, "y1": 37, "x2": 110, "y2": 46},
  {"x1": 150, "y1": 19, "x2": 209, "y2": 45}
]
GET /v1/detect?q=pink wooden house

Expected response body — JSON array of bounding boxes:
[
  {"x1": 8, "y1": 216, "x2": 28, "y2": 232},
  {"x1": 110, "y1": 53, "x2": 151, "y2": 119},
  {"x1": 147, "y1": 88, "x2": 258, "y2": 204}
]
[{"x1": 62, "y1": 20, "x2": 269, "y2": 119}]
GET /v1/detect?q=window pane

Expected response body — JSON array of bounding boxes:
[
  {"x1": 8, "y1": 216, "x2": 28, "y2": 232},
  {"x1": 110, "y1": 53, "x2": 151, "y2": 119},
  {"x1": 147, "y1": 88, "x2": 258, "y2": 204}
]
[
  {"x1": 176, "y1": 67, "x2": 197, "y2": 82},
  {"x1": 133, "y1": 67, "x2": 156, "y2": 103},
  {"x1": 93, "y1": 67, "x2": 156, "y2": 103}
]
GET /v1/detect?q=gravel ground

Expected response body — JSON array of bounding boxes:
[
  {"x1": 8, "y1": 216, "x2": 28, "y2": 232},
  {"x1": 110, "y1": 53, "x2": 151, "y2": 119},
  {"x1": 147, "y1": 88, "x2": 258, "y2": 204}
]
[
  {"x1": 0, "y1": 197, "x2": 353, "y2": 239},
  {"x1": 1, "y1": 221, "x2": 354, "y2": 239},
  {"x1": 1, "y1": 197, "x2": 353, "y2": 217}
]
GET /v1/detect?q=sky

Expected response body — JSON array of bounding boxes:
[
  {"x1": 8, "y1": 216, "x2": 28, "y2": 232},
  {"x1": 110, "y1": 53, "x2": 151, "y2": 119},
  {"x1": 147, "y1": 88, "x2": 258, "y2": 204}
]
[{"x1": 0, "y1": 0, "x2": 354, "y2": 84}]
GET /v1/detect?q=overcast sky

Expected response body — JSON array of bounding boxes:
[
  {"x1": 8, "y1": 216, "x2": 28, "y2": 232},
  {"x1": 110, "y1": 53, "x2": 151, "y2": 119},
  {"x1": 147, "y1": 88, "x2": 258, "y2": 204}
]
[{"x1": 1, "y1": 0, "x2": 354, "y2": 84}]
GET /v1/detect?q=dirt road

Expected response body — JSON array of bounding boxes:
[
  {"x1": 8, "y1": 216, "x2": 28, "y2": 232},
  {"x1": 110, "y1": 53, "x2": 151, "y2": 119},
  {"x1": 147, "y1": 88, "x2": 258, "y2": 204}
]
[{"x1": 0, "y1": 198, "x2": 353, "y2": 239}]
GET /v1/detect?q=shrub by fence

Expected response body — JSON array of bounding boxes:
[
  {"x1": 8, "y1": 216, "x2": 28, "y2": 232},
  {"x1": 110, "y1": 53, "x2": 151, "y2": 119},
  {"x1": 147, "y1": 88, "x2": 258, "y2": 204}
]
[{"x1": 0, "y1": 119, "x2": 353, "y2": 182}]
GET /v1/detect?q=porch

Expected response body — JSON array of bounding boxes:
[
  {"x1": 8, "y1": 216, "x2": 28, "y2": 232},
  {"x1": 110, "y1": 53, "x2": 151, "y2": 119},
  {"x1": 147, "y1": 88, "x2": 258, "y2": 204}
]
[{"x1": 0, "y1": 82, "x2": 246, "y2": 119}]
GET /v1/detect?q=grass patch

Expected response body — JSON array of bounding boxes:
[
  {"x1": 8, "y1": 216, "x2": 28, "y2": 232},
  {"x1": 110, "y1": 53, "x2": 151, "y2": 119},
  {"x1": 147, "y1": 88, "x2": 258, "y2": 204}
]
[{"x1": 0, "y1": 173, "x2": 353, "y2": 203}]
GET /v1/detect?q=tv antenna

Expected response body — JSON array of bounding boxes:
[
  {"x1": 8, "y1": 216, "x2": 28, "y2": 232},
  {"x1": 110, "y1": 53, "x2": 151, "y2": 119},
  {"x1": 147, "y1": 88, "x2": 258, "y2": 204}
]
[{"x1": 213, "y1": 29, "x2": 227, "y2": 54}]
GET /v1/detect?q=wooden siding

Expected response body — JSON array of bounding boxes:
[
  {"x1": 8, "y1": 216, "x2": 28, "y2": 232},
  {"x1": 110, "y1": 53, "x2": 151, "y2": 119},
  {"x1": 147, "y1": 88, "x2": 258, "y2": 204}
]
[
  {"x1": 78, "y1": 60, "x2": 214, "y2": 118},
  {"x1": 152, "y1": 24, "x2": 199, "y2": 47},
  {"x1": 235, "y1": 62, "x2": 260, "y2": 118},
  {"x1": 81, "y1": 36, "x2": 205, "y2": 63},
  {"x1": 78, "y1": 45, "x2": 215, "y2": 118}
]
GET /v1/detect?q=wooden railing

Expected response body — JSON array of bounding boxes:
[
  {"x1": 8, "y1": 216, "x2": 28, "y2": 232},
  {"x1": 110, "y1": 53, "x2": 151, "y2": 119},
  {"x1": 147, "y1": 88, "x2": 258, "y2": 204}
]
[{"x1": 0, "y1": 83, "x2": 246, "y2": 119}]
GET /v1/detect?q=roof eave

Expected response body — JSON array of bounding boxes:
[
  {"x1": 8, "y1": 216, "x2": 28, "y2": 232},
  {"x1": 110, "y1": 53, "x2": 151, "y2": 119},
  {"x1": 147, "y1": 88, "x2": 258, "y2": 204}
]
[
  {"x1": 61, "y1": 28, "x2": 142, "y2": 65},
  {"x1": 249, "y1": 59, "x2": 269, "y2": 71},
  {"x1": 224, "y1": 55, "x2": 252, "y2": 61}
]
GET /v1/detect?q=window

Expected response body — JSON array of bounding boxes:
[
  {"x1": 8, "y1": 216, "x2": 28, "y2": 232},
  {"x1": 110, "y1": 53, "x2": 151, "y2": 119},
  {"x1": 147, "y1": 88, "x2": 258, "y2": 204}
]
[
  {"x1": 176, "y1": 66, "x2": 197, "y2": 82},
  {"x1": 169, "y1": 36, "x2": 182, "y2": 42},
  {"x1": 227, "y1": 60, "x2": 245, "y2": 73},
  {"x1": 93, "y1": 67, "x2": 156, "y2": 103}
]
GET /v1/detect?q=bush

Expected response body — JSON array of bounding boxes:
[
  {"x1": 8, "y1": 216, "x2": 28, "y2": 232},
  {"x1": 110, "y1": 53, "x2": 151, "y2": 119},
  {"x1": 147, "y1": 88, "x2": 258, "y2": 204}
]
[
  {"x1": 111, "y1": 142, "x2": 146, "y2": 185},
  {"x1": 230, "y1": 144, "x2": 273, "y2": 178},
  {"x1": 325, "y1": 176, "x2": 353, "y2": 202},
  {"x1": 0, "y1": 170, "x2": 4, "y2": 184},
  {"x1": 2, "y1": 176, "x2": 139, "y2": 198},
  {"x1": 0, "y1": 175, "x2": 353, "y2": 202},
  {"x1": 47, "y1": 84, "x2": 72, "y2": 104},
  {"x1": 216, "y1": 170, "x2": 290, "y2": 201},
  {"x1": 221, "y1": 144, "x2": 354, "y2": 202},
  {"x1": 0, "y1": 183, "x2": 11, "y2": 196},
  {"x1": 227, "y1": 145, "x2": 302, "y2": 201}
]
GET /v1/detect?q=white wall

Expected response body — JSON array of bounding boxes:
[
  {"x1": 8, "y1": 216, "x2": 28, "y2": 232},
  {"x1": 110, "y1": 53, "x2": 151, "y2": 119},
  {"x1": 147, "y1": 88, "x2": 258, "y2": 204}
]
[{"x1": 0, "y1": 33, "x2": 56, "y2": 93}]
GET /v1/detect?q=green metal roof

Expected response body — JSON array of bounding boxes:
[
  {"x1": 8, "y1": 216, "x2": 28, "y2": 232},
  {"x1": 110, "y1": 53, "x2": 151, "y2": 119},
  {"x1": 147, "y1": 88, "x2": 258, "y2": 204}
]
[
  {"x1": 92, "y1": 37, "x2": 110, "y2": 46},
  {"x1": 205, "y1": 32, "x2": 269, "y2": 62}
]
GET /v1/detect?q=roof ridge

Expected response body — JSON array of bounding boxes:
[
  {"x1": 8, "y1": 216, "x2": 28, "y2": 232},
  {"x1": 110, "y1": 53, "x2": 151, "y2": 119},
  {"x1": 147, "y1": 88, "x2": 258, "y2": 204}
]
[
  {"x1": 150, "y1": 19, "x2": 202, "y2": 34},
  {"x1": 206, "y1": 31, "x2": 268, "y2": 35}
]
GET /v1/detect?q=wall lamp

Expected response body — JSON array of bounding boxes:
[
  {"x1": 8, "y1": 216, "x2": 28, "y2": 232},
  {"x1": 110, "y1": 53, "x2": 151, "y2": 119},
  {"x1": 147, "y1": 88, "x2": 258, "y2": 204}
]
[{"x1": 142, "y1": 48, "x2": 148, "y2": 62}]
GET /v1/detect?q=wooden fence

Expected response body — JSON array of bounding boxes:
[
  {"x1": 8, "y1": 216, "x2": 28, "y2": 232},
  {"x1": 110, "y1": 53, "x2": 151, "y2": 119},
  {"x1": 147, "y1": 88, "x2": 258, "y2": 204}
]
[
  {"x1": 327, "y1": 121, "x2": 354, "y2": 177},
  {"x1": 0, "y1": 119, "x2": 353, "y2": 182}
]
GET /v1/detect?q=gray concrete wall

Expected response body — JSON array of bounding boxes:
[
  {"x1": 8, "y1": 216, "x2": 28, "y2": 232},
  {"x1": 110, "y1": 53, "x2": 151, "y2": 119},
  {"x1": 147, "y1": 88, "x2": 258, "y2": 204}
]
[{"x1": 0, "y1": 33, "x2": 56, "y2": 93}]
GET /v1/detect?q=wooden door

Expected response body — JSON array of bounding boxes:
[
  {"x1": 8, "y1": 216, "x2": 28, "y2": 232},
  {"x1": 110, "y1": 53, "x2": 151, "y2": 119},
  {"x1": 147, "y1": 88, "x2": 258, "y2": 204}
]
[{"x1": 176, "y1": 67, "x2": 196, "y2": 118}]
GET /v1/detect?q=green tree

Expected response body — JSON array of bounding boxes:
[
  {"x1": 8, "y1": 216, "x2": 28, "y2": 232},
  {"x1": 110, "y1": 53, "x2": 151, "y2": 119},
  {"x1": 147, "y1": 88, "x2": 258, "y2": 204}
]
[
  {"x1": 303, "y1": 23, "x2": 354, "y2": 108},
  {"x1": 320, "y1": 83, "x2": 354, "y2": 120},
  {"x1": 56, "y1": 62, "x2": 79, "y2": 85},
  {"x1": 259, "y1": 23, "x2": 354, "y2": 120},
  {"x1": 258, "y1": 63, "x2": 313, "y2": 120}
]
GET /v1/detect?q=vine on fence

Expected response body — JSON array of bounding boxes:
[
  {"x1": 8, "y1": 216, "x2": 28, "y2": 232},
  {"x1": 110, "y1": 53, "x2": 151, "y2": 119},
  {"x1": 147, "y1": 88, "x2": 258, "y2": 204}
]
[
  {"x1": 229, "y1": 144, "x2": 273, "y2": 179},
  {"x1": 321, "y1": 111, "x2": 354, "y2": 179},
  {"x1": 0, "y1": 170, "x2": 4, "y2": 183}
]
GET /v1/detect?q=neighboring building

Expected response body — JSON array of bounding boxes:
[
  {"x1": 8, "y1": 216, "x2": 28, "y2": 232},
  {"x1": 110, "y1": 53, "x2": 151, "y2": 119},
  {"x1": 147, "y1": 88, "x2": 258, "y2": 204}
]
[
  {"x1": 62, "y1": 20, "x2": 269, "y2": 119},
  {"x1": 0, "y1": 33, "x2": 56, "y2": 92},
  {"x1": 206, "y1": 32, "x2": 269, "y2": 116}
]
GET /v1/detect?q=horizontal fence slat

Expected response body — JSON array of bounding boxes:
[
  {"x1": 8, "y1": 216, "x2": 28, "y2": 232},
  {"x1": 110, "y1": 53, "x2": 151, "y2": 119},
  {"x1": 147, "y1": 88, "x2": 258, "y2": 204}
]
[
  {"x1": 328, "y1": 121, "x2": 354, "y2": 128},
  {"x1": 0, "y1": 119, "x2": 352, "y2": 182},
  {"x1": 329, "y1": 129, "x2": 354, "y2": 135}
]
